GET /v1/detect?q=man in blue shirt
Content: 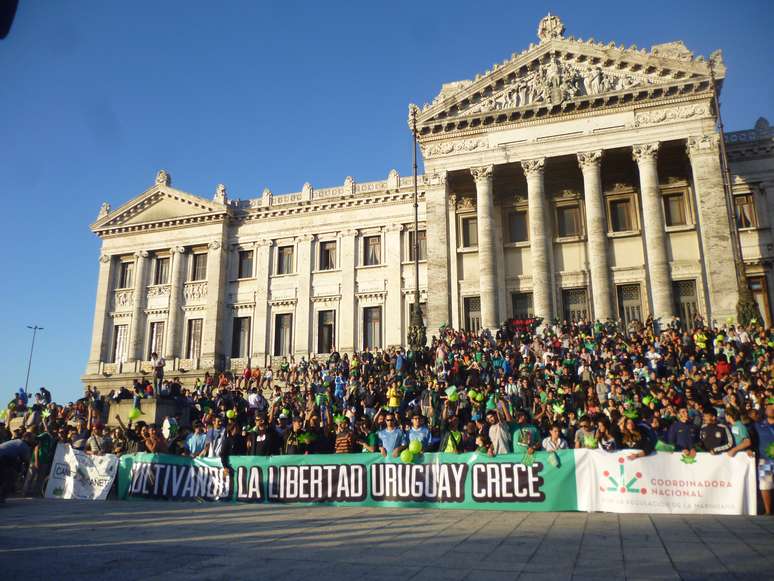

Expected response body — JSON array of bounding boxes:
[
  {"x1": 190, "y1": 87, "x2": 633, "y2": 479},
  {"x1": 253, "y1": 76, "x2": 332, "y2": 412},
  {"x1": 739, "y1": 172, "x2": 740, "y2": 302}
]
[
  {"x1": 407, "y1": 414, "x2": 431, "y2": 452},
  {"x1": 754, "y1": 400, "x2": 774, "y2": 515},
  {"x1": 666, "y1": 407, "x2": 699, "y2": 452},
  {"x1": 378, "y1": 412, "x2": 406, "y2": 458},
  {"x1": 185, "y1": 421, "x2": 207, "y2": 457}
]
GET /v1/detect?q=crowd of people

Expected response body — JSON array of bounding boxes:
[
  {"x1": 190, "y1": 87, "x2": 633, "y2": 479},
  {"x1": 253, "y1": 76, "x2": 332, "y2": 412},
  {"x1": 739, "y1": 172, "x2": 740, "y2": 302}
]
[{"x1": 1, "y1": 316, "x2": 773, "y2": 513}]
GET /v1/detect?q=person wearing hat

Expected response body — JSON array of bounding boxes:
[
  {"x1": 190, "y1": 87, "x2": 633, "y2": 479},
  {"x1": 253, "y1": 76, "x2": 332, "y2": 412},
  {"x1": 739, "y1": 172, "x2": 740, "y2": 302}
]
[
  {"x1": 334, "y1": 415, "x2": 355, "y2": 454},
  {"x1": 282, "y1": 415, "x2": 307, "y2": 455}
]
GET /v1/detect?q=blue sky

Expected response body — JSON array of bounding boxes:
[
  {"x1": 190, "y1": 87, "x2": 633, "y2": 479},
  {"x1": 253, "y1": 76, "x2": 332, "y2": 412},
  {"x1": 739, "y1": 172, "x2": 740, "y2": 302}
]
[{"x1": 1, "y1": 1, "x2": 771, "y2": 403}]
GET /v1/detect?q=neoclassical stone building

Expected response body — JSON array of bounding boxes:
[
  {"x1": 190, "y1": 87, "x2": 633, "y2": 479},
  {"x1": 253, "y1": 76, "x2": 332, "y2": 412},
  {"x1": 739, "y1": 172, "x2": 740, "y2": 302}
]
[{"x1": 84, "y1": 15, "x2": 774, "y2": 392}]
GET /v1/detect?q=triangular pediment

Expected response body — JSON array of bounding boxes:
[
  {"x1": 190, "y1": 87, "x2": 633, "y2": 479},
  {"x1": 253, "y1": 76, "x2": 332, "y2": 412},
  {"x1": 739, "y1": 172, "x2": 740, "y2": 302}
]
[
  {"x1": 415, "y1": 14, "x2": 724, "y2": 136},
  {"x1": 92, "y1": 185, "x2": 226, "y2": 233}
]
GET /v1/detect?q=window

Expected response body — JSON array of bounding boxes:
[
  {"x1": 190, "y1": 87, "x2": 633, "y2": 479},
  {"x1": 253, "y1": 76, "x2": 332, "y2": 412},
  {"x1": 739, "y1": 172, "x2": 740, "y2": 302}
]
[
  {"x1": 748, "y1": 277, "x2": 771, "y2": 327},
  {"x1": 673, "y1": 280, "x2": 699, "y2": 325},
  {"x1": 511, "y1": 292, "x2": 534, "y2": 319},
  {"x1": 274, "y1": 313, "x2": 293, "y2": 356},
  {"x1": 363, "y1": 307, "x2": 382, "y2": 349},
  {"x1": 277, "y1": 246, "x2": 294, "y2": 275},
  {"x1": 154, "y1": 257, "x2": 170, "y2": 285},
  {"x1": 363, "y1": 236, "x2": 381, "y2": 266},
  {"x1": 319, "y1": 241, "x2": 336, "y2": 270},
  {"x1": 408, "y1": 229, "x2": 427, "y2": 261},
  {"x1": 663, "y1": 192, "x2": 688, "y2": 227},
  {"x1": 608, "y1": 198, "x2": 634, "y2": 233},
  {"x1": 507, "y1": 211, "x2": 528, "y2": 243},
  {"x1": 461, "y1": 217, "x2": 478, "y2": 247},
  {"x1": 317, "y1": 310, "x2": 336, "y2": 353},
  {"x1": 735, "y1": 194, "x2": 757, "y2": 229},
  {"x1": 557, "y1": 204, "x2": 582, "y2": 238},
  {"x1": 464, "y1": 297, "x2": 481, "y2": 333},
  {"x1": 231, "y1": 316, "x2": 251, "y2": 358},
  {"x1": 562, "y1": 288, "x2": 589, "y2": 322},
  {"x1": 118, "y1": 261, "x2": 134, "y2": 289},
  {"x1": 148, "y1": 321, "x2": 165, "y2": 359},
  {"x1": 186, "y1": 318, "x2": 203, "y2": 359},
  {"x1": 617, "y1": 284, "x2": 642, "y2": 326},
  {"x1": 111, "y1": 324, "x2": 128, "y2": 363},
  {"x1": 237, "y1": 250, "x2": 254, "y2": 279},
  {"x1": 191, "y1": 253, "x2": 207, "y2": 281}
]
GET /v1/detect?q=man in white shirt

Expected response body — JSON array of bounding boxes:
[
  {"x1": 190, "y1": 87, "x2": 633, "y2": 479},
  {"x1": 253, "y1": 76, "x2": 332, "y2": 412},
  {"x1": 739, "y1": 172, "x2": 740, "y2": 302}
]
[{"x1": 150, "y1": 352, "x2": 165, "y2": 396}]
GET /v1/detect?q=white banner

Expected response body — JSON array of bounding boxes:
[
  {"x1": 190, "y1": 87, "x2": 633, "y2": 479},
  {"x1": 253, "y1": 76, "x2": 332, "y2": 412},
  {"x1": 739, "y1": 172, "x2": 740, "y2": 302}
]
[
  {"x1": 44, "y1": 444, "x2": 119, "y2": 501},
  {"x1": 575, "y1": 449, "x2": 757, "y2": 516}
]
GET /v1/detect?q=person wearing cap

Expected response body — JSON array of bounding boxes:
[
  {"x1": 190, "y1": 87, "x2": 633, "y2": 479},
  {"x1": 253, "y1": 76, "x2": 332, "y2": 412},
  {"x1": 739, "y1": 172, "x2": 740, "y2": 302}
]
[
  {"x1": 334, "y1": 415, "x2": 355, "y2": 454},
  {"x1": 282, "y1": 416, "x2": 307, "y2": 455}
]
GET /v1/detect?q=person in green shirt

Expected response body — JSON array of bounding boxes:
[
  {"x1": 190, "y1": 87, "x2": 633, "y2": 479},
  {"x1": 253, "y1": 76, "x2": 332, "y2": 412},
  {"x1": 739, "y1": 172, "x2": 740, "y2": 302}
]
[
  {"x1": 511, "y1": 410, "x2": 541, "y2": 455},
  {"x1": 725, "y1": 407, "x2": 752, "y2": 457},
  {"x1": 439, "y1": 411, "x2": 464, "y2": 454},
  {"x1": 355, "y1": 417, "x2": 379, "y2": 453}
]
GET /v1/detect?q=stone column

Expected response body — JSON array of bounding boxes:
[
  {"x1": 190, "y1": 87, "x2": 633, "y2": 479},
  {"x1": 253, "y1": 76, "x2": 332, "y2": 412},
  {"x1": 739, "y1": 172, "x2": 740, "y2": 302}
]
[
  {"x1": 86, "y1": 253, "x2": 114, "y2": 374},
  {"x1": 384, "y1": 224, "x2": 403, "y2": 346},
  {"x1": 578, "y1": 150, "x2": 614, "y2": 321},
  {"x1": 425, "y1": 170, "x2": 452, "y2": 335},
  {"x1": 128, "y1": 250, "x2": 150, "y2": 363},
  {"x1": 164, "y1": 246, "x2": 187, "y2": 360},
  {"x1": 522, "y1": 158, "x2": 554, "y2": 321},
  {"x1": 687, "y1": 134, "x2": 739, "y2": 322},
  {"x1": 251, "y1": 240, "x2": 272, "y2": 366},
  {"x1": 201, "y1": 239, "x2": 228, "y2": 370},
  {"x1": 294, "y1": 234, "x2": 313, "y2": 355},
  {"x1": 338, "y1": 229, "x2": 358, "y2": 353},
  {"x1": 633, "y1": 142, "x2": 674, "y2": 322},
  {"x1": 471, "y1": 165, "x2": 499, "y2": 330}
]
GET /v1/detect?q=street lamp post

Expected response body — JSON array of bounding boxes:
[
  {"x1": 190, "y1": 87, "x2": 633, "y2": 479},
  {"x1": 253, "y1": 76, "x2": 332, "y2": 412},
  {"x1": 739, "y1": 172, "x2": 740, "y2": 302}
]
[
  {"x1": 24, "y1": 325, "x2": 43, "y2": 399},
  {"x1": 407, "y1": 105, "x2": 427, "y2": 352}
]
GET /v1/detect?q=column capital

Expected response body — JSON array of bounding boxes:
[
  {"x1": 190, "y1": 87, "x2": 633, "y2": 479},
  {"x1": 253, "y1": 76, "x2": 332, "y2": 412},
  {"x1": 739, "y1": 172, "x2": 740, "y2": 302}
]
[
  {"x1": 686, "y1": 134, "x2": 720, "y2": 158},
  {"x1": 521, "y1": 158, "x2": 545, "y2": 178},
  {"x1": 133, "y1": 250, "x2": 149, "y2": 259},
  {"x1": 255, "y1": 239, "x2": 273, "y2": 248},
  {"x1": 339, "y1": 228, "x2": 359, "y2": 238},
  {"x1": 170, "y1": 245, "x2": 186, "y2": 254},
  {"x1": 577, "y1": 150, "x2": 603, "y2": 170},
  {"x1": 207, "y1": 240, "x2": 222, "y2": 251},
  {"x1": 384, "y1": 223, "x2": 404, "y2": 233},
  {"x1": 425, "y1": 169, "x2": 448, "y2": 188},
  {"x1": 99, "y1": 254, "x2": 111, "y2": 264},
  {"x1": 470, "y1": 165, "x2": 493, "y2": 182},
  {"x1": 295, "y1": 233, "x2": 314, "y2": 243},
  {"x1": 632, "y1": 142, "x2": 660, "y2": 164}
]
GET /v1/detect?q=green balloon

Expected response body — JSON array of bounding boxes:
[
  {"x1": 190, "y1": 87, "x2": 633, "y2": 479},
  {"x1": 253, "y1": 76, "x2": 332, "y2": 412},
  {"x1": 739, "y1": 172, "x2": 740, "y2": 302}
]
[
  {"x1": 128, "y1": 408, "x2": 141, "y2": 421},
  {"x1": 448, "y1": 392, "x2": 459, "y2": 402},
  {"x1": 400, "y1": 449, "x2": 414, "y2": 463},
  {"x1": 408, "y1": 440, "x2": 422, "y2": 454},
  {"x1": 226, "y1": 409, "x2": 236, "y2": 419}
]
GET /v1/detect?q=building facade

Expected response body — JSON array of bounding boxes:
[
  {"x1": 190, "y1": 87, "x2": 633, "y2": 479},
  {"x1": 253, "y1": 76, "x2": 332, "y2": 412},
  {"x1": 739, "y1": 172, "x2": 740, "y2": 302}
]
[{"x1": 83, "y1": 15, "x2": 774, "y2": 392}]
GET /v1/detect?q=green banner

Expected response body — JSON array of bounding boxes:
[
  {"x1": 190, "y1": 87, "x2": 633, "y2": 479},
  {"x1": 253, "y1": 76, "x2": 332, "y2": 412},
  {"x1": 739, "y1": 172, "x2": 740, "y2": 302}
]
[{"x1": 117, "y1": 450, "x2": 577, "y2": 511}]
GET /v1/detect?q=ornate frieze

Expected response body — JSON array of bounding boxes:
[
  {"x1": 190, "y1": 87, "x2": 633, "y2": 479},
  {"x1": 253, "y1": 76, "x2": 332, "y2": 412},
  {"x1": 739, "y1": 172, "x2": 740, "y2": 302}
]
[
  {"x1": 686, "y1": 134, "x2": 720, "y2": 157},
  {"x1": 146, "y1": 284, "x2": 170, "y2": 298},
  {"x1": 113, "y1": 289, "x2": 134, "y2": 309},
  {"x1": 633, "y1": 104, "x2": 710, "y2": 128},
  {"x1": 183, "y1": 281, "x2": 208, "y2": 301},
  {"x1": 421, "y1": 138, "x2": 488, "y2": 159}
]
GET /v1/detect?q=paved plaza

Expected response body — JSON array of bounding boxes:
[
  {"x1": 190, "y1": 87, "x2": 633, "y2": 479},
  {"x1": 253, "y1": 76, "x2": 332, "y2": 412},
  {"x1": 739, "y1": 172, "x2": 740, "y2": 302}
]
[{"x1": 0, "y1": 499, "x2": 772, "y2": 580}]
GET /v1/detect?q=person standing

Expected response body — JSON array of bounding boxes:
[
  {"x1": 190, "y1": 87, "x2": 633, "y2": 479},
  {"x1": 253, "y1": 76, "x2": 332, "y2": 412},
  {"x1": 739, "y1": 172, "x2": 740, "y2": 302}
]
[
  {"x1": 754, "y1": 400, "x2": 774, "y2": 515},
  {"x1": 150, "y1": 352, "x2": 165, "y2": 396}
]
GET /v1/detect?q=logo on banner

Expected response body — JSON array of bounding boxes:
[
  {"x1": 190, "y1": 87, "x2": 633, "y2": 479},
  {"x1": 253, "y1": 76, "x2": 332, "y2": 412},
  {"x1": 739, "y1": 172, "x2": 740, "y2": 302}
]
[{"x1": 601, "y1": 457, "x2": 647, "y2": 495}]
